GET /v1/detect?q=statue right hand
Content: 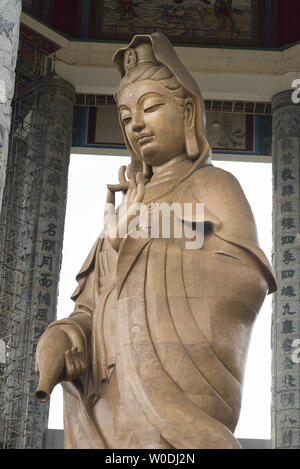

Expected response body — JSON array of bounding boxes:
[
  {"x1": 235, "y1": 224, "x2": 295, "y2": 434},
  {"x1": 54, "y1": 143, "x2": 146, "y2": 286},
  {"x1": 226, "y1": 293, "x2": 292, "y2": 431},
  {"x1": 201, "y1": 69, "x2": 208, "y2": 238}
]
[
  {"x1": 105, "y1": 170, "x2": 145, "y2": 249},
  {"x1": 34, "y1": 328, "x2": 86, "y2": 402}
]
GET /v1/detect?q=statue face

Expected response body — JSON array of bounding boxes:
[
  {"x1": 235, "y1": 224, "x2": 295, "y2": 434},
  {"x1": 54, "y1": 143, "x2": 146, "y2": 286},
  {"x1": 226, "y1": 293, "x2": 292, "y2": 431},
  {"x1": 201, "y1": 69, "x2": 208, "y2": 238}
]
[{"x1": 118, "y1": 80, "x2": 186, "y2": 166}]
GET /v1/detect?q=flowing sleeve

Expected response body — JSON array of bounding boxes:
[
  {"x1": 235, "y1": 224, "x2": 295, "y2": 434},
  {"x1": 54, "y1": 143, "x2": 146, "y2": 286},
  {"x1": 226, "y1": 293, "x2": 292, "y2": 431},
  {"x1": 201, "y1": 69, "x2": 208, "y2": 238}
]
[{"x1": 45, "y1": 237, "x2": 102, "y2": 339}]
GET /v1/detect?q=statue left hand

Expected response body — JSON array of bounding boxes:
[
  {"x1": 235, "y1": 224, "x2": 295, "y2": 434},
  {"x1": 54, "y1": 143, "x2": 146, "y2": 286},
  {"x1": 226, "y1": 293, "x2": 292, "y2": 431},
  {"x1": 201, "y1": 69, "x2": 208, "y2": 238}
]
[{"x1": 34, "y1": 327, "x2": 86, "y2": 402}]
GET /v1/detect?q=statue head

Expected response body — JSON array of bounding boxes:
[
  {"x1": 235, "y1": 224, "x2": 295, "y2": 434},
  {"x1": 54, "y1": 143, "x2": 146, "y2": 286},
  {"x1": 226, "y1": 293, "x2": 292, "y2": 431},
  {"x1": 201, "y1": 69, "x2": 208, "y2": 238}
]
[{"x1": 113, "y1": 33, "x2": 211, "y2": 179}]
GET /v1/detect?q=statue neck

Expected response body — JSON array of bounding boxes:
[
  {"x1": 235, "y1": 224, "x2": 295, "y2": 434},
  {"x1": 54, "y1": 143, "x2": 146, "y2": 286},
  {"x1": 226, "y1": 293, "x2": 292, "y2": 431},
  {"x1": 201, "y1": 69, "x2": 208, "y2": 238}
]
[
  {"x1": 149, "y1": 154, "x2": 192, "y2": 185},
  {"x1": 144, "y1": 154, "x2": 193, "y2": 202},
  {"x1": 151, "y1": 153, "x2": 187, "y2": 173}
]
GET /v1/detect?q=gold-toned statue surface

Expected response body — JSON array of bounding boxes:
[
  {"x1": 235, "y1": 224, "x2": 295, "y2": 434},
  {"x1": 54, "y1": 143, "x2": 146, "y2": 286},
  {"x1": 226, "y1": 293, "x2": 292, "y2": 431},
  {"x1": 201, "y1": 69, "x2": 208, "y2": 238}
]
[{"x1": 35, "y1": 33, "x2": 277, "y2": 449}]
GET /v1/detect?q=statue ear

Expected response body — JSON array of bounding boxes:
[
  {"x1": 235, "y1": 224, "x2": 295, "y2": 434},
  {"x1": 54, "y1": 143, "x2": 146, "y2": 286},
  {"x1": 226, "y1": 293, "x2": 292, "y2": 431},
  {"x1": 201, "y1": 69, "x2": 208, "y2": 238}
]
[{"x1": 184, "y1": 98, "x2": 199, "y2": 160}]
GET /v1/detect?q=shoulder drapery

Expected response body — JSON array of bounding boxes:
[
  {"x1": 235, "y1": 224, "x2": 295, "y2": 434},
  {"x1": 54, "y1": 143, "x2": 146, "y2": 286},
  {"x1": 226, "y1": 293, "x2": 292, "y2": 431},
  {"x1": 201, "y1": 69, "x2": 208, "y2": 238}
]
[{"x1": 174, "y1": 165, "x2": 277, "y2": 294}]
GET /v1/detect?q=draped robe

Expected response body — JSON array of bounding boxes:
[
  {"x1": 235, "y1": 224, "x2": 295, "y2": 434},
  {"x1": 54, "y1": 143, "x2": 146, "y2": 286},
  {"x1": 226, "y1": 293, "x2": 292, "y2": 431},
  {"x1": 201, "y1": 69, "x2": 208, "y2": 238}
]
[{"x1": 47, "y1": 158, "x2": 276, "y2": 449}]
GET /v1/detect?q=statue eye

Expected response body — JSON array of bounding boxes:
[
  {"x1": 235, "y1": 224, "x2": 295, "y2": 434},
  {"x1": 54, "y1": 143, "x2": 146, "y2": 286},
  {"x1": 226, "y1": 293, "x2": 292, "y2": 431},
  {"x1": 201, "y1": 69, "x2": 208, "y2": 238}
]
[
  {"x1": 144, "y1": 103, "x2": 164, "y2": 113},
  {"x1": 122, "y1": 116, "x2": 131, "y2": 125}
]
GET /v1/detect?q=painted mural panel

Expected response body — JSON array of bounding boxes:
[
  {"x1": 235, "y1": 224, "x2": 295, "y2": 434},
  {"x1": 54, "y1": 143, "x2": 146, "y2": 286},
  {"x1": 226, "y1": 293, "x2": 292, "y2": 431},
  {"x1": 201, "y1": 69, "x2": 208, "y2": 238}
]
[
  {"x1": 71, "y1": 105, "x2": 275, "y2": 156},
  {"x1": 100, "y1": 0, "x2": 258, "y2": 45},
  {"x1": 23, "y1": 0, "x2": 272, "y2": 47},
  {"x1": 206, "y1": 112, "x2": 252, "y2": 152},
  {"x1": 23, "y1": 0, "x2": 33, "y2": 9}
]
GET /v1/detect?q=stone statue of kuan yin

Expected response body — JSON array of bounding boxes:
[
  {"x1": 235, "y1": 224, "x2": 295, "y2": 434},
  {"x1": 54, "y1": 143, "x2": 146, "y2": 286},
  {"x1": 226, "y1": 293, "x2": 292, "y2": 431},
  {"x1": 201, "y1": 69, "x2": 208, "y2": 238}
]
[{"x1": 34, "y1": 33, "x2": 277, "y2": 449}]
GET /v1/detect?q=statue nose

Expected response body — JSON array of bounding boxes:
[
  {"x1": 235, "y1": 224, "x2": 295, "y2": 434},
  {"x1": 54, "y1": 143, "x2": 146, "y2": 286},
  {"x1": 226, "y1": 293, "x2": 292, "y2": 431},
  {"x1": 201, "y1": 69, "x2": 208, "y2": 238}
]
[{"x1": 131, "y1": 114, "x2": 145, "y2": 131}]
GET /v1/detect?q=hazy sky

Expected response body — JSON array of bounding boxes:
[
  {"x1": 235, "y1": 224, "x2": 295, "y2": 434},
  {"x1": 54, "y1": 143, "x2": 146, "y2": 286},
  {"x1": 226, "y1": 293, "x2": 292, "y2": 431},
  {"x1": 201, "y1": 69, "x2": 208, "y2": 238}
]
[{"x1": 48, "y1": 153, "x2": 273, "y2": 440}]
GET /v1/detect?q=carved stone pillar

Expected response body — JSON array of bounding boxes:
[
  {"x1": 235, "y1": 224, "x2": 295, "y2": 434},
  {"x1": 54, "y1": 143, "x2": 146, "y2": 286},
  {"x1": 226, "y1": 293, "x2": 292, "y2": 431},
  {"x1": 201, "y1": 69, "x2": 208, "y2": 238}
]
[
  {"x1": 23, "y1": 75, "x2": 75, "y2": 449},
  {"x1": 0, "y1": 0, "x2": 22, "y2": 210},
  {"x1": 0, "y1": 75, "x2": 74, "y2": 448},
  {"x1": 272, "y1": 90, "x2": 300, "y2": 449}
]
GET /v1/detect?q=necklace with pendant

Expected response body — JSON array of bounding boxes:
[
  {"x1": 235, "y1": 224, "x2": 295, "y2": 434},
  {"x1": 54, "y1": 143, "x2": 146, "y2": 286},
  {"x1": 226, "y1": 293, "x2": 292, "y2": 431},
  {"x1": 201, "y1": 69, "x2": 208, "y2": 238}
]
[{"x1": 143, "y1": 183, "x2": 178, "y2": 208}]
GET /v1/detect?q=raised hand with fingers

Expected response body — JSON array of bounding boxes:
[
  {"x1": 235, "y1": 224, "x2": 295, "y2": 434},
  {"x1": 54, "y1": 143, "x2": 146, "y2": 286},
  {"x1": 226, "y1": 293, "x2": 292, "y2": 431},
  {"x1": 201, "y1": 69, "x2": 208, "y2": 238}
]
[
  {"x1": 107, "y1": 165, "x2": 129, "y2": 194},
  {"x1": 64, "y1": 346, "x2": 86, "y2": 381},
  {"x1": 105, "y1": 168, "x2": 145, "y2": 250}
]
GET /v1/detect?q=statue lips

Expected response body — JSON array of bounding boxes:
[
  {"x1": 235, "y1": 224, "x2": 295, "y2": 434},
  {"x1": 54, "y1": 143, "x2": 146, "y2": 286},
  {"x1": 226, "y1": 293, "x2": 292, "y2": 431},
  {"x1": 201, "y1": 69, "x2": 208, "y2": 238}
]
[{"x1": 136, "y1": 133, "x2": 154, "y2": 145}]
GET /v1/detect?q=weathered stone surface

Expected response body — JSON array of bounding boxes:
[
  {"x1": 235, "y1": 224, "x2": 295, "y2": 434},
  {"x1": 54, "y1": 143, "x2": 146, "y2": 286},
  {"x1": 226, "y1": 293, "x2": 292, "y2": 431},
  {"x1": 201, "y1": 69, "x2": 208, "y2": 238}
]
[
  {"x1": 0, "y1": 0, "x2": 22, "y2": 210},
  {"x1": 0, "y1": 74, "x2": 74, "y2": 448},
  {"x1": 272, "y1": 89, "x2": 300, "y2": 449}
]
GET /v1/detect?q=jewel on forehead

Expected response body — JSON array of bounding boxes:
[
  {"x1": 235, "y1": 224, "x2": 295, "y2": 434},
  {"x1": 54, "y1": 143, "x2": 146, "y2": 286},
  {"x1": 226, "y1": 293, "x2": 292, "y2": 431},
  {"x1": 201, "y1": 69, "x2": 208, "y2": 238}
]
[{"x1": 128, "y1": 92, "x2": 134, "y2": 98}]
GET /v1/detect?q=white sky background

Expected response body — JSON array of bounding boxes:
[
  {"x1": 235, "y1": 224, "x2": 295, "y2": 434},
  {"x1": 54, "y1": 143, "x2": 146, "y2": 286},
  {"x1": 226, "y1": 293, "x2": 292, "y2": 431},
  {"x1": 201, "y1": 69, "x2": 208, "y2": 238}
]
[{"x1": 48, "y1": 153, "x2": 273, "y2": 440}]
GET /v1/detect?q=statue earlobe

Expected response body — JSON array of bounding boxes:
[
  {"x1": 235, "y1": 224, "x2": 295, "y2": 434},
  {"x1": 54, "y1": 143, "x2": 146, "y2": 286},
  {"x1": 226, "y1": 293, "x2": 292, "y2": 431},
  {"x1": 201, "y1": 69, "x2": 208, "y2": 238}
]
[
  {"x1": 184, "y1": 98, "x2": 199, "y2": 160},
  {"x1": 184, "y1": 125, "x2": 199, "y2": 159}
]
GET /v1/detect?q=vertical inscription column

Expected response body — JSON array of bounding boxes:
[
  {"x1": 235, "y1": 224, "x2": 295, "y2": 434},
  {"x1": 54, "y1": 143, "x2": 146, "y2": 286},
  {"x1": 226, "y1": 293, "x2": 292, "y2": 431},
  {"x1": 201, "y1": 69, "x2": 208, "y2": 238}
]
[
  {"x1": 0, "y1": 0, "x2": 22, "y2": 210},
  {"x1": 24, "y1": 75, "x2": 75, "y2": 449},
  {"x1": 272, "y1": 90, "x2": 300, "y2": 449},
  {"x1": 0, "y1": 75, "x2": 74, "y2": 449}
]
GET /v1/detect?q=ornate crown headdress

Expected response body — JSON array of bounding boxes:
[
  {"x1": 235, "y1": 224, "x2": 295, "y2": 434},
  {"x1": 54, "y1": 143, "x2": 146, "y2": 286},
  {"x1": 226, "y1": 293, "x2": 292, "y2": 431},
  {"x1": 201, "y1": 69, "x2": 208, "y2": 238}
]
[{"x1": 123, "y1": 42, "x2": 159, "y2": 74}]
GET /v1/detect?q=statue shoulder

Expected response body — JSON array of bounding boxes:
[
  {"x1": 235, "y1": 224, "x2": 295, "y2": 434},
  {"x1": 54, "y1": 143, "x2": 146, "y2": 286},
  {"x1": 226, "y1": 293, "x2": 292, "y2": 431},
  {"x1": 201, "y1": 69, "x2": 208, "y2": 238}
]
[
  {"x1": 190, "y1": 165, "x2": 242, "y2": 189},
  {"x1": 177, "y1": 165, "x2": 244, "y2": 201}
]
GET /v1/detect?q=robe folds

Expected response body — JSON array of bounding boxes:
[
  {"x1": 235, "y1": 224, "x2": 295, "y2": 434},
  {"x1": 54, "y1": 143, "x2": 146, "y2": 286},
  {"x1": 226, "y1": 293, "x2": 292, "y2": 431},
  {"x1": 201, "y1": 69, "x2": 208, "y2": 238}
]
[{"x1": 48, "y1": 164, "x2": 276, "y2": 449}]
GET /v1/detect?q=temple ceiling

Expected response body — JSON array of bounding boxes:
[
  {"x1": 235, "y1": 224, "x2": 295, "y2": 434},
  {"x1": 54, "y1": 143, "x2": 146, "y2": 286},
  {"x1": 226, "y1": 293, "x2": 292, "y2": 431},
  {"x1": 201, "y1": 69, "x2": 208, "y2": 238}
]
[{"x1": 21, "y1": 1, "x2": 299, "y2": 50}]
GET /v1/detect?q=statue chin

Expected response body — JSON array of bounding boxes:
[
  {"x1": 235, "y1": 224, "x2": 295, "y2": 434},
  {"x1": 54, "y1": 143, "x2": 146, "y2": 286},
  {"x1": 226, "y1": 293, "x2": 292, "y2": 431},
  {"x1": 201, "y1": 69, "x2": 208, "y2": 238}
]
[{"x1": 140, "y1": 152, "x2": 176, "y2": 168}]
